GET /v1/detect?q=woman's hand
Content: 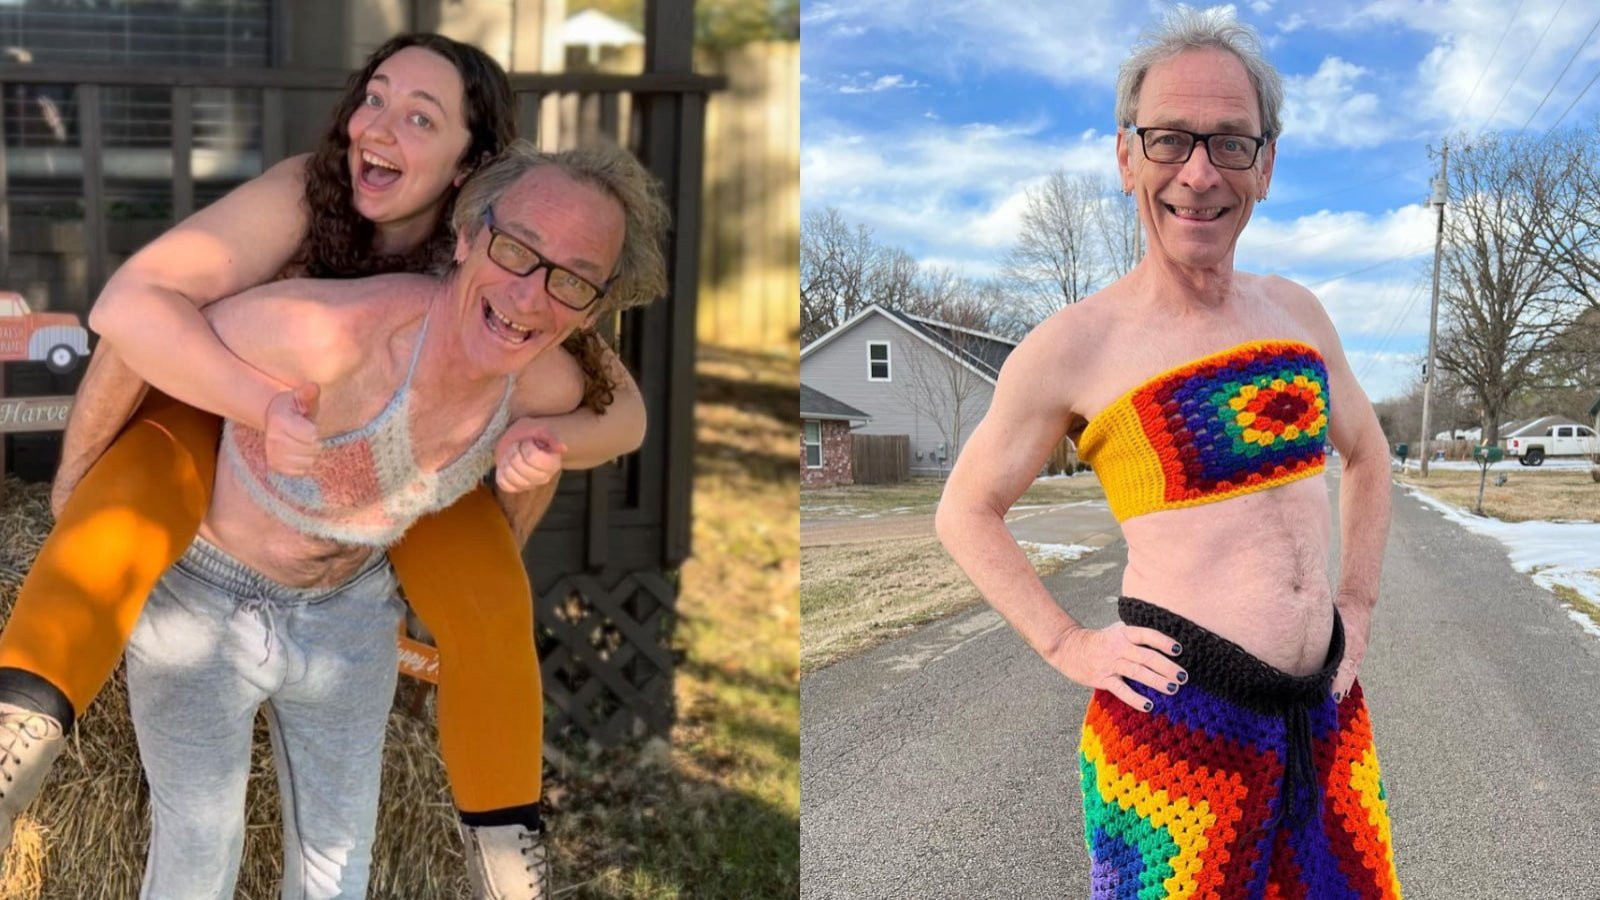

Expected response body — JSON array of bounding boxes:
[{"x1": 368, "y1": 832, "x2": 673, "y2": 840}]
[
  {"x1": 264, "y1": 383, "x2": 320, "y2": 475},
  {"x1": 1051, "y1": 622, "x2": 1187, "y2": 712},
  {"x1": 494, "y1": 420, "x2": 568, "y2": 493}
]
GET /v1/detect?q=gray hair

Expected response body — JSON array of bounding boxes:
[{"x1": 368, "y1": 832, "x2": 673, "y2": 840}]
[
  {"x1": 451, "y1": 138, "x2": 671, "y2": 316},
  {"x1": 1115, "y1": 7, "x2": 1284, "y2": 141}
]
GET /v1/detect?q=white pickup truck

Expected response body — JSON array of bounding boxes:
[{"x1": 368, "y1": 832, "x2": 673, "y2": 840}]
[{"x1": 1505, "y1": 424, "x2": 1599, "y2": 466}]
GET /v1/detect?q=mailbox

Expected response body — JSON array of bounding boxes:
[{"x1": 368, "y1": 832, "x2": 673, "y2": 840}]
[
  {"x1": 1395, "y1": 443, "x2": 1409, "y2": 462},
  {"x1": 1472, "y1": 444, "x2": 1503, "y2": 464}
]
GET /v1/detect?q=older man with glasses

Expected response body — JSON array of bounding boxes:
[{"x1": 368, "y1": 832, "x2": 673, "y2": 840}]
[
  {"x1": 938, "y1": 9, "x2": 1402, "y2": 898},
  {"x1": 83, "y1": 139, "x2": 668, "y2": 899}
]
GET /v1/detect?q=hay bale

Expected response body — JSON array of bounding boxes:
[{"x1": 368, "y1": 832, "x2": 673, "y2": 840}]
[{"x1": 0, "y1": 478, "x2": 472, "y2": 899}]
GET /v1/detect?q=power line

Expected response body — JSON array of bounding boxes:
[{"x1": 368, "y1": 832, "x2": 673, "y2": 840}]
[
  {"x1": 1542, "y1": 65, "x2": 1600, "y2": 135},
  {"x1": 1355, "y1": 282, "x2": 1429, "y2": 384},
  {"x1": 1477, "y1": 0, "x2": 1568, "y2": 133},
  {"x1": 1516, "y1": 11, "x2": 1600, "y2": 133},
  {"x1": 1303, "y1": 245, "x2": 1434, "y2": 290},
  {"x1": 1448, "y1": 0, "x2": 1528, "y2": 132}
]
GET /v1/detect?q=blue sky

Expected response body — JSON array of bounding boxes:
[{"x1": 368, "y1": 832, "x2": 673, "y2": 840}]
[{"x1": 800, "y1": 0, "x2": 1600, "y2": 402}]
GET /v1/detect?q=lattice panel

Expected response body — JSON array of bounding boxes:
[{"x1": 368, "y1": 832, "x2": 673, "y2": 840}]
[{"x1": 536, "y1": 569, "x2": 676, "y2": 746}]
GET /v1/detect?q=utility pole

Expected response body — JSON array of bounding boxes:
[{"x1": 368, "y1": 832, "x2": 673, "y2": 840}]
[{"x1": 1418, "y1": 141, "x2": 1448, "y2": 477}]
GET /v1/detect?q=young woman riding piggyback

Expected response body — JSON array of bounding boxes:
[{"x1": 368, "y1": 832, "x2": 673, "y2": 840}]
[{"x1": 0, "y1": 32, "x2": 641, "y2": 898}]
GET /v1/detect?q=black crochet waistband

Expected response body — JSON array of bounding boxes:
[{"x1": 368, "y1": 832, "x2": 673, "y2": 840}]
[
  {"x1": 1119, "y1": 596, "x2": 1346, "y2": 829},
  {"x1": 1117, "y1": 596, "x2": 1344, "y2": 714}
]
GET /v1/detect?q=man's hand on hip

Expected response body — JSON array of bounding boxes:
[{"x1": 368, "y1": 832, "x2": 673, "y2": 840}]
[{"x1": 1051, "y1": 622, "x2": 1187, "y2": 712}]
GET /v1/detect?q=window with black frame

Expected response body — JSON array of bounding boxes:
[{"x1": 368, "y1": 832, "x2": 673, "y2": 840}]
[{"x1": 1, "y1": 0, "x2": 272, "y2": 312}]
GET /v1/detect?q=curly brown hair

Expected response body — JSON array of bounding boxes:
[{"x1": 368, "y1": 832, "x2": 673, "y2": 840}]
[
  {"x1": 285, "y1": 34, "x2": 623, "y2": 412},
  {"x1": 289, "y1": 34, "x2": 514, "y2": 281}
]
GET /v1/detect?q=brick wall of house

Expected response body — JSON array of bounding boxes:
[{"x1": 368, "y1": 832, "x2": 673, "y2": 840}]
[{"x1": 801, "y1": 419, "x2": 854, "y2": 487}]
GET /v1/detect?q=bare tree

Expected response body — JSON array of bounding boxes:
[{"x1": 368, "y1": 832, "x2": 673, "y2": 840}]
[
  {"x1": 869, "y1": 245, "x2": 925, "y2": 314},
  {"x1": 1001, "y1": 171, "x2": 1106, "y2": 326},
  {"x1": 1434, "y1": 133, "x2": 1584, "y2": 443},
  {"x1": 1094, "y1": 189, "x2": 1141, "y2": 279},
  {"x1": 893, "y1": 311, "x2": 993, "y2": 467},
  {"x1": 800, "y1": 207, "x2": 879, "y2": 345}
]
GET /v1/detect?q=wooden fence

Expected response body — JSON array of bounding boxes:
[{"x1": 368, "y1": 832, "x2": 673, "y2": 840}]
[
  {"x1": 695, "y1": 41, "x2": 798, "y2": 354},
  {"x1": 1045, "y1": 437, "x2": 1080, "y2": 475},
  {"x1": 852, "y1": 434, "x2": 910, "y2": 484}
]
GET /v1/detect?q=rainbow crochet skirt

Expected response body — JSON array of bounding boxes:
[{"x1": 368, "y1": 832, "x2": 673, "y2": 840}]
[{"x1": 1079, "y1": 598, "x2": 1401, "y2": 899}]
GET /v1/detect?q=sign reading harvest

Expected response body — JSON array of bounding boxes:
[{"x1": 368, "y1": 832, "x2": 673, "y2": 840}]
[{"x1": 0, "y1": 396, "x2": 73, "y2": 432}]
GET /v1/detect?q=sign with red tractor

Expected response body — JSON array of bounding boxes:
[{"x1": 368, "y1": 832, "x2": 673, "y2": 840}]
[{"x1": 0, "y1": 291, "x2": 91, "y2": 373}]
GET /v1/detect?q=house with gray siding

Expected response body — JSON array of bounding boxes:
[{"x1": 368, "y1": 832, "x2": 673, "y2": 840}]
[{"x1": 800, "y1": 304, "x2": 1016, "y2": 476}]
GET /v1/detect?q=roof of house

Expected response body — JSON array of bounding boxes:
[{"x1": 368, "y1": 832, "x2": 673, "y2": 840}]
[
  {"x1": 1503, "y1": 414, "x2": 1586, "y2": 438},
  {"x1": 800, "y1": 384, "x2": 871, "y2": 421},
  {"x1": 800, "y1": 303, "x2": 1018, "y2": 384}
]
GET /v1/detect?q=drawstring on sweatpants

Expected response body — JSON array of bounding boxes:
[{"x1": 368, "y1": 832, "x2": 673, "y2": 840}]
[{"x1": 234, "y1": 591, "x2": 278, "y2": 665}]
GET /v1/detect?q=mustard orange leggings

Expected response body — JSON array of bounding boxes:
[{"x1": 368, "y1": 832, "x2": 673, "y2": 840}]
[{"x1": 0, "y1": 392, "x2": 542, "y2": 817}]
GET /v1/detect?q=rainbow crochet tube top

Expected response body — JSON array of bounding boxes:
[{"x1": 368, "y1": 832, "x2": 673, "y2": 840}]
[{"x1": 1078, "y1": 340, "x2": 1329, "y2": 522}]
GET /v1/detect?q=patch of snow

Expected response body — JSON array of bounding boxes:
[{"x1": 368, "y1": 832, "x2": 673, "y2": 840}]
[
  {"x1": 1404, "y1": 487, "x2": 1600, "y2": 622},
  {"x1": 1020, "y1": 542, "x2": 1096, "y2": 563},
  {"x1": 1567, "y1": 609, "x2": 1600, "y2": 639},
  {"x1": 1399, "y1": 458, "x2": 1593, "y2": 473}
]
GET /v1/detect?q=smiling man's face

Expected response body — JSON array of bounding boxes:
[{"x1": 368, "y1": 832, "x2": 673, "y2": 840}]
[
  {"x1": 1117, "y1": 48, "x2": 1275, "y2": 271},
  {"x1": 450, "y1": 167, "x2": 625, "y2": 376}
]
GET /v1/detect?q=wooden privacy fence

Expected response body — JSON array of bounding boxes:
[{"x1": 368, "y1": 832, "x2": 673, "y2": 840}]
[
  {"x1": 696, "y1": 41, "x2": 798, "y2": 353},
  {"x1": 852, "y1": 433, "x2": 910, "y2": 485},
  {"x1": 1045, "y1": 437, "x2": 1080, "y2": 475},
  {"x1": 0, "y1": 18, "x2": 721, "y2": 748}
]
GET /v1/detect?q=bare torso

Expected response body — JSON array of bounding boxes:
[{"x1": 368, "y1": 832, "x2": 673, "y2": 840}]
[
  {"x1": 197, "y1": 279, "x2": 513, "y2": 588},
  {"x1": 1061, "y1": 271, "x2": 1336, "y2": 675}
]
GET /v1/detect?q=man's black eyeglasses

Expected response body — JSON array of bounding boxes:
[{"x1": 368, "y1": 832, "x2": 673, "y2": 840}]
[
  {"x1": 1131, "y1": 126, "x2": 1266, "y2": 171},
  {"x1": 482, "y1": 208, "x2": 609, "y2": 311}
]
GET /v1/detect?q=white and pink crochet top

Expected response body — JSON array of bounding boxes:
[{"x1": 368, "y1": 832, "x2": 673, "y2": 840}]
[{"x1": 221, "y1": 310, "x2": 513, "y2": 547}]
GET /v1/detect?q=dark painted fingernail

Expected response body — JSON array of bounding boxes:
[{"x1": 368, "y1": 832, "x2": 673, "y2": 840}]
[
  {"x1": 1166, "y1": 682, "x2": 1178, "y2": 693},
  {"x1": 1142, "y1": 700, "x2": 1153, "y2": 712},
  {"x1": 1176, "y1": 671, "x2": 1188, "y2": 683},
  {"x1": 1171, "y1": 643, "x2": 1182, "y2": 655}
]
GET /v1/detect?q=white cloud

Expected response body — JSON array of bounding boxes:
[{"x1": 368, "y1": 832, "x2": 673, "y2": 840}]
[
  {"x1": 800, "y1": 0, "x2": 1135, "y2": 89},
  {"x1": 802, "y1": 121, "x2": 1121, "y2": 269},
  {"x1": 839, "y1": 74, "x2": 921, "y2": 94},
  {"x1": 1251, "y1": 0, "x2": 1274, "y2": 13},
  {"x1": 1239, "y1": 203, "x2": 1436, "y2": 270},
  {"x1": 1281, "y1": 56, "x2": 1398, "y2": 148},
  {"x1": 1350, "y1": 0, "x2": 1600, "y2": 132},
  {"x1": 1279, "y1": 12, "x2": 1305, "y2": 32},
  {"x1": 1346, "y1": 348, "x2": 1424, "y2": 401}
]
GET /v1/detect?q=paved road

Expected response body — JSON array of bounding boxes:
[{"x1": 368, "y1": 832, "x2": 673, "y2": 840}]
[{"x1": 800, "y1": 471, "x2": 1600, "y2": 898}]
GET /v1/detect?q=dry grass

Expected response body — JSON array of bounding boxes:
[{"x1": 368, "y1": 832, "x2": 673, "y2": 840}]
[
  {"x1": 799, "y1": 475, "x2": 1104, "y2": 672},
  {"x1": 801, "y1": 473, "x2": 1104, "y2": 520},
  {"x1": 1396, "y1": 468, "x2": 1600, "y2": 522},
  {"x1": 556, "y1": 346, "x2": 799, "y2": 898},
  {"x1": 0, "y1": 343, "x2": 800, "y2": 899},
  {"x1": 1553, "y1": 582, "x2": 1600, "y2": 632},
  {"x1": 801, "y1": 537, "x2": 973, "y2": 672}
]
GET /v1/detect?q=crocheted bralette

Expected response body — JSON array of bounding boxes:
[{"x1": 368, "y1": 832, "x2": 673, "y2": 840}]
[
  {"x1": 222, "y1": 309, "x2": 514, "y2": 547},
  {"x1": 1077, "y1": 340, "x2": 1329, "y2": 523}
]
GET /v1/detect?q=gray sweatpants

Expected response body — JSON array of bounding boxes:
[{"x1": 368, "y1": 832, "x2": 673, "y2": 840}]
[{"x1": 126, "y1": 536, "x2": 404, "y2": 899}]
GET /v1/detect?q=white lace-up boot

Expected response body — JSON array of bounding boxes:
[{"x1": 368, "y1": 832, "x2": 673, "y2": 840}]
[
  {"x1": 0, "y1": 702, "x2": 67, "y2": 853},
  {"x1": 459, "y1": 821, "x2": 550, "y2": 899}
]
